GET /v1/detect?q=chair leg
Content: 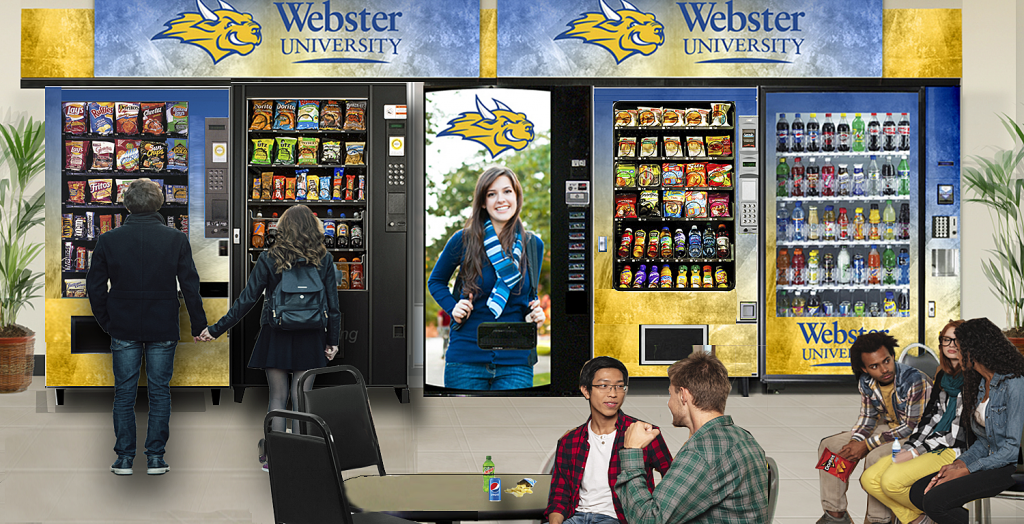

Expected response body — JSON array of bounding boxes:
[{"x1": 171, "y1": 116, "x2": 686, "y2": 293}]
[{"x1": 970, "y1": 498, "x2": 992, "y2": 524}]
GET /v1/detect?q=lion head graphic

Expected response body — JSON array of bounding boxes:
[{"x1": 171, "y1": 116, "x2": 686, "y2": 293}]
[
  {"x1": 153, "y1": 0, "x2": 262, "y2": 64},
  {"x1": 555, "y1": 0, "x2": 665, "y2": 64},
  {"x1": 437, "y1": 96, "x2": 536, "y2": 158}
]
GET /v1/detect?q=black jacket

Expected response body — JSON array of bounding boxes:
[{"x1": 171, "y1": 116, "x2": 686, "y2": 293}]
[
  {"x1": 86, "y1": 212, "x2": 207, "y2": 341},
  {"x1": 208, "y1": 251, "x2": 341, "y2": 346}
]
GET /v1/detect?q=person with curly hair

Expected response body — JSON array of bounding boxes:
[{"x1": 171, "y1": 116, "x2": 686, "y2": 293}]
[
  {"x1": 908, "y1": 317, "x2": 1024, "y2": 524},
  {"x1": 860, "y1": 320, "x2": 967, "y2": 524}
]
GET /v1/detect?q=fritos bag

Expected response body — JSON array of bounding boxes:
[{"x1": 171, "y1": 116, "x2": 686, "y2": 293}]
[{"x1": 815, "y1": 449, "x2": 855, "y2": 483}]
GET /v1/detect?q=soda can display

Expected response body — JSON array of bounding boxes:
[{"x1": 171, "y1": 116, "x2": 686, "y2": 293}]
[
  {"x1": 632, "y1": 230, "x2": 646, "y2": 258},
  {"x1": 839, "y1": 301, "x2": 851, "y2": 317},
  {"x1": 618, "y1": 228, "x2": 633, "y2": 257},
  {"x1": 822, "y1": 301, "x2": 835, "y2": 316},
  {"x1": 488, "y1": 477, "x2": 501, "y2": 502}
]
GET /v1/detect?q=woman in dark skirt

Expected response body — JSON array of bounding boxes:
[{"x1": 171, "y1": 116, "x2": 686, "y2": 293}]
[{"x1": 200, "y1": 205, "x2": 340, "y2": 470}]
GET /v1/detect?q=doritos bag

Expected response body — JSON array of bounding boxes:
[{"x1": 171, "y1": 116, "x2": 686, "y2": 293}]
[{"x1": 815, "y1": 448, "x2": 855, "y2": 483}]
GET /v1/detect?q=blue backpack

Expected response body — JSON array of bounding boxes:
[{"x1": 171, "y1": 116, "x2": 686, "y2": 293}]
[{"x1": 271, "y1": 259, "x2": 328, "y2": 331}]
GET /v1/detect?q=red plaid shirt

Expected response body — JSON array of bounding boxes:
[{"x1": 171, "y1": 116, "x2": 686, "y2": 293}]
[{"x1": 545, "y1": 412, "x2": 673, "y2": 524}]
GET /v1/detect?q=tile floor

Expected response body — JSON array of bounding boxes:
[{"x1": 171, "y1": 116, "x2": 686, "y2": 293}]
[{"x1": 1, "y1": 376, "x2": 1023, "y2": 523}]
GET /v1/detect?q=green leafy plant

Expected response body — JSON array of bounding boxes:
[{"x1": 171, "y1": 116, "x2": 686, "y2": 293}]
[
  {"x1": 962, "y1": 114, "x2": 1024, "y2": 337},
  {"x1": 0, "y1": 117, "x2": 45, "y2": 336}
]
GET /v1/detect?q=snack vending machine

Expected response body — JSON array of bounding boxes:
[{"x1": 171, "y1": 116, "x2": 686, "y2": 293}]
[
  {"x1": 761, "y1": 84, "x2": 961, "y2": 382},
  {"x1": 229, "y1": 83, "x2": 410, "y2": 402},
  {"x1": 593, "y1": 88, "x2": 761, "y2": 388}
]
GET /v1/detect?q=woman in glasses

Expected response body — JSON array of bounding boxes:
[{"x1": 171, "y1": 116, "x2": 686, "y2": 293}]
[{"x1": 860, "y1": 320, "x2": 966, "y2": 524}]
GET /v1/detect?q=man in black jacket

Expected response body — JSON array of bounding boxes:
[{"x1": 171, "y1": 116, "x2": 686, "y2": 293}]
[{"x1": 87, "y1": 179, "x2": 207, "y2": 476}]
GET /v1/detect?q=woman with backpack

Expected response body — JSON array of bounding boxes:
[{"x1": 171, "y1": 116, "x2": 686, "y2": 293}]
[
  {"x1": 200, "y1": 204, "x2": 340, "y2": 470},
  {"x1": 428, "y1": 166, "x2": 545, "y2": 390}
]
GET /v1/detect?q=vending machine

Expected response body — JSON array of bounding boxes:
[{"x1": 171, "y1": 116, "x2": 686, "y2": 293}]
[
  {"x1": 761, "y1": 83, "x2": 962, "y2": 382},
  {"x1": 229, "y1": 83, "x2": 411, "y2": 402}
]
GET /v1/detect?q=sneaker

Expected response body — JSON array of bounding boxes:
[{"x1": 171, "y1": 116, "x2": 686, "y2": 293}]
[
  {"x1": 258, "y1": 438, "x2": 267, "y2": 465},
  {"x1": 111, "y1": 456, "x2": 133, "y2": 475},
  {"x1": 147, "y1": 456, "x2": 170, "y2": 475},
  {"x1": 262, "y1": 462, "x2": 269, "y2": 473},
  {"x1": 816, "y1": 512, "x2": 854, "y2": 524}
]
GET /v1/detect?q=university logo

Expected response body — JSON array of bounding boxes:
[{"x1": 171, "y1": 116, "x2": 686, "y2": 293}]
[
  {"x1": 555, "y1": 0, "x2": 664, "y2": 64},
  {"x1": 153, "y1": 0, "x2": 263, "y2": 64},
  {"x1": 437, "y1": 96, "x2": 535, "y2": 158}
]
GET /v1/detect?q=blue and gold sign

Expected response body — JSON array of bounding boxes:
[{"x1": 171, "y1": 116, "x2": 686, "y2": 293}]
[{"x1": 436, "y1": 96, "x2": 536, "y2": 158}]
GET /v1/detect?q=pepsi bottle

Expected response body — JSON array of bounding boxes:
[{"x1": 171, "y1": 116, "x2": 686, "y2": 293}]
[
  {"x1": 821, "y1": 113, "x2": 836, "y2": 152},
  {"x1": 777, "y1": 113, "x2": 790, "y2": 152},
  {"x1": 791, "y1": 113, "x2": 805, "y2": 152}
]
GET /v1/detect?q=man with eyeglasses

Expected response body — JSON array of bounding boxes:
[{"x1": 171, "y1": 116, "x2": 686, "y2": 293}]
[{"x1": 545, "y1": 357, "x2": 672, "y2": 524}]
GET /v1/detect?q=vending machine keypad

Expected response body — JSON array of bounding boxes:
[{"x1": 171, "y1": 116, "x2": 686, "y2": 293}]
[{"x1": 387, "y1": 162, "x2": 405, "y2": 186}]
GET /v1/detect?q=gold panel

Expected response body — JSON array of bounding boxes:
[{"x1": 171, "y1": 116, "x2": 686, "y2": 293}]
[
  {"x1": 480, "y1": 8, "x2": 497, "y2": 78},
  {"x1": 21, "y1": 9, "x2": 95, "y2": 78},
  {"x1": 595, "y1": 323, "x2": 757, "y2": 378},
  {"x1": 924, "y1": 269, "x2": 961, "y2": 355},
  {"x1": 765, "y1": 316, "x2": 918, "y2": 376},
  {"x1": 883, "y1": 9, "x2": 962, "y2": 78},
  {"x1": 46, "y1": 298, "x2": 230, "y2": 387}
]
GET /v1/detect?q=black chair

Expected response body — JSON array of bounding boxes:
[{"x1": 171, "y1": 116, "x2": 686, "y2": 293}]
[
  {"x1": 899, "y1": 343, "x2": 940, "y2": 381},
  {"x1": 766, "y1": 457, "x2": 779, "y2": 521},
  {"x1": 294, "y1": 365, "x2": 386, "y2": 476},
  {"x1": 968, "y1": 424, "x2": 1024, "y2": 524},
  {"x1": 264, "y1": 409, "x2": 412, "y2": 524}
]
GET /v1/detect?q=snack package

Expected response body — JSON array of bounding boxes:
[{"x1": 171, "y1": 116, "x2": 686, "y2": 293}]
[
  {"x1": 710, "y1": 103, "x2": 731, "y2": 126},
  {"x1": 321, "y1": 140, "x2": 342, "y2": 164},
  {"x1": 706, "y1": 136, "x2": 733, "y2": 156},
  {"x1": 297, "y1": 100, "x2": 320, "y2": 130},
  {"x1": 614, "y1": 194, "x2": 638, "y2": 218},
  {"x1": 662, "y1": 190, "x2": 684, "y2": 218},
  {"x1": 297, "y1": 137, "x2": 320, "y2": 165},
  {"x1": 85, "y1": 212, "x2": 96, "y2": 240},
  {"x1": 685, "y1": 163, "x2": 708, "y2": 187},
  {"x1": 274, "y1": 136, "x2": 297, "y2": 165},
  {"x1": 116, "y1": 179, "x2": 132, "y2": 203},
  {"x1": 63, "y1": 102, "x2": 88, "y2": 134},
  {"x1": 88, "y1": 102, "x2": 115, "y2": 135},
  {"x1": 140, "y1": 141, "x2": 167, "y2": 172},
  {"x1": 816, "y1": 449, "x2": 854, "y2": 483},
  {"x1": 637, "y1": 106, "x2": 662, "y2": 126},
  {"x1": 663, "y1": 136, "x2": 683, "y2": 157},
  {"x1": 150, "y1": 179, "x2": 165, "y2": 193},
  {"x1": 114, "y1": 213, "x2": 123, "y2": 228},
  {"x1": 91, "y1": 141, "x2": 115, "y2": 171},
  {"x1": 251, "y1": 138, "x2": 273, "y2": 165},
  {"x1": 251, "y1": 175, "x2": 261, "y2": 199},
  {"x1": 261, "y1": 172, "x2": 274, "y2": 200},
  {"x1": 614, "y1": 164, "x2": 636, "y2": 188},
  {"x1": 166, "y1": 102, "x2": 189, "y2": 136},
  {"x1": 638, "y1": 164, "x2": 661, "y2": 187},
  {"x1": 115, "y1": 102, "x2": 140, "y2": 135},
  {"x1": 164, "y1": 184, "x2": 176, "y2": 204},
  {"x1": 273, "y1": 100, "x2": 297, "y2": 130},
  {"x1": 272, "y1": 175, "x2": 286, "y2": 200},
  {"x1": 295, "y1": 170, "x2": 308, "y2": 200},
  {"x1": 639, "y1": 136, "x2": 658, "y2": 157},
  {"x1": 662, "y1": 108, "x2": 683, "y2": 127},
  {"x1": 249, "y1": 100, "x2": 273, "y2": 130},
  {"x1": 72, "y1": 215, "x2": 86, "y2": 238},
  {"x1": 173, "y1": 185, "x2": 189, "y2": 204},
  {"x1": 617, "y1": 136, "x2": 636, "y2": 158},
  {"x1": 68, "y1": 180, "x2": 87, "y2": 204},
  {"x1": 115, "y1": 139, "x2": 140, "y2": 172},
  {"x1": 89, "y1": 178, "x2": 114, "y2": 204},
  {"x1": 614, "y1": 109, "x2": 636, "y2": 127},
  {"x1": 167, "y1": 139, "x2": 189, "y2": 171},
  {"x1": 345, "y1": 142, "x2": 365, "y2": 164},
  {"x1": 684, "y1": 190, "x2": 708, "y2": 218},
  {"x1": 65, "y1": 140, "x2": 89, "y2": 171},
  {"x1": 707, "y1": 163, "x2": 734, "y2": 187},
  {"x1": 343, "y1": 101, "x2": 367, "y2": 131},
  {"x1": 65, "y1": 279, "x2": 87, "y2": 298},
  {"x1": 661, "y1": 163, "x2": 684, "y2": 187},
  {"x1": 684, "y1": 108, "x2": 706, "y2": 126},
  {"x1": 345, "y1": 172, "x2": 356, "y2": 201},
  {"x1": 319, "y1": 174, "x2": 331, "y2": 200},
  {"x1": 504, "y1": 478, "x2": 536, "y2": 498},
  {"x1": 332, "y1": 174, "x2": 344, "y2": 200},
  {"x1": 62, "y1": 214, "x2": 73, "y2": 238},
  {"x1": 141, "y1": 102, "x2": 166, "y2": 135},
  {"x1": 306, "y1": 174, "x2": 320, "y2": 201},
  {"x1": 639, "y1": 190, "x2": 660, "y2": 217},
  {"x1": 709, "y1": 193, "x2": 731, "y2": 217},
  {"x1": 320, "y1": 100, "x2": 343, "y2": 130},
  {"x1": 284, "y1": 177, "x2": 296, "y2": 200},
  {"x1": 99, "y1": 214, "x2": 112, "y2": 235},
  {"x1": 686, "y1": 136, "x2": 706, "y2": 157}
]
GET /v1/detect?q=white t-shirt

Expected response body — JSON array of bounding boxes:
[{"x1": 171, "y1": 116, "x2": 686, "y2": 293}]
[
  {"x1": 575, "y1": 425, "x2": 618, "y2": 519},
  {"x1": 975, "y1": 397, "x2": 990, "y2": 427}
]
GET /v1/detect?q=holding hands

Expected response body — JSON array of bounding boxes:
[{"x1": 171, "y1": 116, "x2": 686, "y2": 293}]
[{"x1": 194, "y1": 327, "x2": 215, "y2": 342}]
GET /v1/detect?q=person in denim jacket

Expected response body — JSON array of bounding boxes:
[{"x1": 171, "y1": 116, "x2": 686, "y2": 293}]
[{"x1": 909, "y1": 317, "x2": 1024, "y2": 524}]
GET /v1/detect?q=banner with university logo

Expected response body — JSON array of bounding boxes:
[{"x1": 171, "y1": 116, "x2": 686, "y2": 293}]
[
  {"x1": 498, "y1": 0, "x2": 883, "y2": 78},
  {"x1": 94, "y1": 0, "x2": 479, "y2": 77}
]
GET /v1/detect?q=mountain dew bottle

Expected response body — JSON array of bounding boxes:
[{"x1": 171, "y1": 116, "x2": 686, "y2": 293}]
[{"x1": 482, "y1": 456, "x2": 495, "y2": 492}]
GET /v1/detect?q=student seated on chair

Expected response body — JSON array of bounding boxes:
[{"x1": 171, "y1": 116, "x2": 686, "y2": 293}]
[{"x1": 545, "y1": 357, "x2": 672, "y2": 524}]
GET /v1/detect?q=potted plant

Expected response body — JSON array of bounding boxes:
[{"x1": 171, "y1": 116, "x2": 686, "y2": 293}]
[
  {"x1": 962, "y1": 114, "x2": 1024, "y2": 349},
  {"x1": 0, "y1": 116, "x2": 45, "y2": 393}
]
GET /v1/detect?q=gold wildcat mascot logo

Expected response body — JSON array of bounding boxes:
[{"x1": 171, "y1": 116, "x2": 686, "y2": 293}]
[
  {"x1": 153, "y1": 0, "x2": 262, "y2": 64},
  {"x1": 555, "y1": 0, "x2": 664, "y2": 64},
  {"x1": 437, "y1": 96, "x2": 535, "y2": 159}
]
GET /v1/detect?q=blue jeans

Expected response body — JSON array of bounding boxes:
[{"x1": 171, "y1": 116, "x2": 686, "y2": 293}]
[
  {"x1": 111, "y1": 338, "x2": 177, "y2": 459},
  {"x1": 564, "y1": 512, "x2": 619, "y2": 524},
  {"x1": 443, "y1": 362, "x2": 533, "y2": 390}
]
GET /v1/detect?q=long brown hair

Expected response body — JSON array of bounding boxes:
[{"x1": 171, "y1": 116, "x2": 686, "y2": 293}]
[
  {"x1": 458, "y1": 166, "x2": 527, "y2": 299},
  {"x1": 938, "y1": 319, "x2": 965, "y2": 376},
  {"x1": 268, "y1": 205, "x2": 327, "y2": 273}
]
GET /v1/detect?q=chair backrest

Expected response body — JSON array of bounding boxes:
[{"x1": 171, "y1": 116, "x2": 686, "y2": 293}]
[
  {"x1": 264, "y1": 409, "x2": 355, "y2": 524},
  {"x1": 295, "y1": 365, "x2": 386, "y2": 475},
  {"x1": 766, "y1": 457, "x2": 779, "y2": 521},
  {"x1": 899, "y1": 343, "x2": 940, "y2": 381}
]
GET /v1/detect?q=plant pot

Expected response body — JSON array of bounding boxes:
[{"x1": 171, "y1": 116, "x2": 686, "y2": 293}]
[
  {"x1": 0, "y1": 334, "x2": 34, "y2": 393},
  {"x1": 1010, "y1": 337, "x2": 1024, "y2": 356}
]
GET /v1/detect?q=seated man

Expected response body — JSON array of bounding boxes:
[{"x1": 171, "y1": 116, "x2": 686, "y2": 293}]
[
  {"x1": 546, "y1": 357, "x2": 673, "y2": 524},
  {"x1": 817, "y1": 332, "x2": 931, "y2": 524},
  {"x1": 614, "y1": 351, "x2": 769, "y2": 523}
]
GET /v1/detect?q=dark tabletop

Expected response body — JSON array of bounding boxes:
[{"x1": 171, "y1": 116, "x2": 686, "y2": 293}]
[{"x1": 345, "y1": 473, "x2": 551, "y2": 521}]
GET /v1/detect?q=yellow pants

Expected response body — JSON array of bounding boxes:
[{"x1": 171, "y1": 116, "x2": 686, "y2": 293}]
[{"x1": 860, "y1": 447, "x2": 958, "y2": 523}]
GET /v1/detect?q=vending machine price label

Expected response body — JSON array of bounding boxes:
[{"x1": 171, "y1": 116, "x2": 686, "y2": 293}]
[
  {"x1": 569, "y1": 222, "x2": 586, "y2": 230},
  {"x1": 383, "y1": 105, "x2": 407, "y2": 119},
  {"x1": 568, "y1": 232, "x2": 585, "y2": 240},
  {"x1": 568, "y1": 253, "x2": 585, "y2": 260}
]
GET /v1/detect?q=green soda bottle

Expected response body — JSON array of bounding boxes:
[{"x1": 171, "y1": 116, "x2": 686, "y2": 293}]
[
  {"x1": 852, "y1": 113, "x2": 865, "y2": 152},
  {"x1": 776, "y1": 157, "x2": 790, "y2": 197},
  {"x1": 482, "y1": 455, "x2": 495, "y2": 492}
]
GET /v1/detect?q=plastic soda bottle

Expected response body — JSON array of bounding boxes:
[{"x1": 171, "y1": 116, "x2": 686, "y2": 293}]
[
  {"x1": 777, "y1": 248, "x2": 790, "y2": 285},
  {"x1": 883, "y1": 200, "x2": 896, "y2": 240},
  {"x1": 716, "y1": 224, "x2": 730, "y2": 258},
  {"x1": 898, "y1": 290, "x2": 910, "y2": 317},
  {"x1": 350, "y1": 258, "x2": 364, "y2": 289},
  {"x1": 882, "y1": 245, "x2": 897, "y2": 285},
  {"x1": 898, "y1": 113, "x2": 911, "y2": 151},
  {"x1": 837, "y1": 207, "x2": 850, "y2": 241},
  {"x1": 791, "y1": 113, "x2": 805, "y2": 152},
  {"x1": 821, "y1": 113, "x2": 836, "y2": 152},
  {"x1": 898, "y1": 248, "x2": 910, "y2": 285},
  {"x1": 807, "y1": 113, "x2": 820, "y2": 152},
  {"x1": 868, "y1": 245, "x2": 882, "y2": 285},
  {"x1": 820, "y1": 158, "x2": 835, "y2": 196},
  {"x1": 836, "y1": 162, "x2": 850, "y2": 196},
  {"x1": 632, "y1": 229, "x2": 646, "y2": 258},
  {"x1": 660, "y1": 226, "x2": 673, "y2": 258},
  {"x1": 777, "y1": 203, "x2": 790, "y2": 242},
  {"x1": 852, "y1": 113, "x2": 865, "y2": 152},
  {"x1": 483, "y1": 456, "x2": 496, "y2": 492},
  {"x1": 807, "y1": 290, "x2": 821, "y2": 317},
  {"x1": 807, "y1": 205, "x2": 820, "y2": 241},
  {"x1": 618, "y1": 228, "x2": 634, "y2": 258},
  {"x1": 792, "y1": 201, "x2": 806, "y2": 241},
  {"x1": 777, "y1": 290, "x2": 790, "y2": 317},
  {"x1": 823, "y1": 205, "x2": 836, "y2": 241},
  {"x1": 883, "y1": 113, "x2": 897, "y2": 151},
  {"x1": 868, "y1": 204, "x2": 881, "y2": 240},
  {"x1": 777, "y1": 113, "x2": 790, "y2": 152},
  {"x1": 837, "y1": 245, "x2": 851, "y2": 284},
  {"x1": 251, "y1": 209, "x2": 265, "y2": 248},
  {"x1": 867, "y1": 113, "x2": 881, "y2": 151},
  {"x1": 807, "y1": 249, "x2": 820, "y2": 285},
  {"x1": 897, "y1": 156, "x2": 911, "y2": 196},
  {"x1": 776, "y1": 157, "x2": 790, "y2": 197},
  {"x1": 266, "y1": 213, "x2": 279, "y2": 247},
  {"x1": 804, "y1": 158, "x2": 819, "y2": 197},
  {"x1": 867, "y1": 156, "x2": 880, "y2": 196},
  {"x1": 647, "y1": 228, "x2": 660, "y2": 258},
  {"x1": 791, "y1": 248, "x2": 806, "y2": 285},
  {"x1": 791, "y1": 157, "x2": 805, "y2": 197},
  {"x1": 882, "y1": 157, "x2": 897, "y2": 196},
  {"x1": 837, "y1": 113, "x2": 851, "y2": 152},
  {"x1": 852, "y1": 163, "x2": 866, "y2": 196},
  {"x1": 790, "y1": 291, "x2": 806, "y2": 317},
  {"x1": 822, "y1": 253, "x2": 835, "y2": 284},
  {"x1": 853, "y1": 207, "x2": 866, "y2": 240},
  {"x1": 884, "y1": 291, "x2": 897, "y2": 317}
]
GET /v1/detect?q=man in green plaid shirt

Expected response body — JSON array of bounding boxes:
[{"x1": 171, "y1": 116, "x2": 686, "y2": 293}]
[{"x1": 614, "y1": 352, "x2": 769, "y2": 523}]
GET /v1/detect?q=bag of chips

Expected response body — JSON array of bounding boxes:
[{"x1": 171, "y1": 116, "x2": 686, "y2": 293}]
[
  {"x1": 661, "y1": 163, "x2": 684, "y2": 187},
  {"x1": 63, "y1": 102, "x2": 88, "y2": 135},
  {"x1": 273, "y1": 100, "x2": 296, "y2": 130},
  {"x1": 167, "y1": 139, "x2": 189, "y2": 171},
  {"x1": 165, "y1": 184, "x2": 176, "y2": 204},
  {"x1": 639, "y1": 136, "x2": 658, "y2": 157},
  {"x1": 251, "y1": 175, "x2": 262, "y2": 200},
  {"x1": 89, "y1": 179, "x2": 114, "y2": 204},
  {"x1": 662, "y1": 190, "x2": 684, "y2": 218},
  {"x1": 707, "y1": 164, "x2": 734, "y2": 187},
  {"x1": 614, "y1": 109, "x2": 636, "y2": 127},
  {"x1": 663, "y1": 136, "x2": 683, "y2": 157},
  {"x1": 638, "y1": 164, "x2": 661, "y2": 187},
  {"x1": 285, "y1": 177, "x2": 296, "y2": 200},
  {"x1": 65, "y1": 140, "x2": 89, "y2": 171},
  {"x1": 709, "y1": 193, "x2": 731, "y2": 217},
  {"x1": 319, "y1": 174, "x2": 331, "y2": 200},
  {"x1": 615, "y1": 164, "x2": 636, "y2": 188},
  {"x1": 116, "y1": 102, "x2": 140, "y2": 135},
  {"x1": 614, "y1": 194, "x2": 638, "y2": 218},
  {"x1": 251, "y1": 138, "x2": 273, "y2": 165},
  {"x1": 617, "y1": 136, "x2": 636, "y2": 158},
  {"x1": 321, "y1": 140, "x2": 342, "y2": 164},
  {"x1": 685, "y1": 163, "x2": 707, "y2": 187},
  {"x1": 261, "y1": 172, "x2": 274, "y2": 200},
  {"x1": 639, "y1": 190, "x2": 660, "y2": 217},
  {"x1": 306, "y1": 174, "x2": 320, "y2": 201},
  {"x1": 91, "y1": 141, "x2": 114, "y2": 171},
  {"x1": 710, "y1": 103, "x2": 731, "y2": 126},
  {"x1": 88, "y1": 102, "x2": 115, "y2": 135},
  {"x1": 141, "y1": 103, "x2": 165, "y2": 135},
  {"x1": 274, "y1": 137, "x2": 297, "y2": 165},
  {"x1": 249, "y1": 100, "x2": 273, "y2": 130},
  {"x1": 637, "y1": 106, "x2": 661, "y2": 127},
  {"x1": 345, "y1": 142, "x2": 365, "y2": 165},
  {"x1": 662, "y1": 108, "x2": 683, "y2": 127},
  {"x1": 816, "y1": 449, "x2": 854, "y2": 483},
  {"x1": 297, "y1": 100, "x2": 320, "y2": 130},
  {"x1": 68, "y1": 180, "x2": 87, "y2": 204},
  {"x1": 166, "y1": 102, "x2": 189, "y2": 136},
  {"x1": 115, "y1": 139, "x2": 140, "y2": 172},
  {"x1": 686, "y1": 136, "x2": 706, "y2": 157},
  {"x1": 174, "y1": 185, "x2": 189, "y2": 204},
  {"x1": 706, "y1": 136, "x2": 733, "y2": 156},
  {"x1": 343, "y1": 101, "x2": 367, "y2": 131},
  {"x1": 116, "y1": 179, "x2": 132, "y2": 203},
  {"x1": 297, "y1": 137, "x2": 320, "y2": 165},
  {"x1": 685, "y1": 191, "x2": 708, "y2": 218},
  {"x1": 272, "y1": 175, "x2": 286, "y2": 200},
  {"x1": 295, "y1": 170, "x2": 308, "y2": 200},
  {"x1": 140, "y1": 141, "x2": 167, "y2": 172},
  {"x1": 320, "y1": 100, "x2": 343, "y2": 130}
]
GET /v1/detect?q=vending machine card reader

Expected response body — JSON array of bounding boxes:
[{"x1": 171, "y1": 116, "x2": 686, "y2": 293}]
[{"x1": 205, "y1": 117, "x2": 229, "y2": 238}]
